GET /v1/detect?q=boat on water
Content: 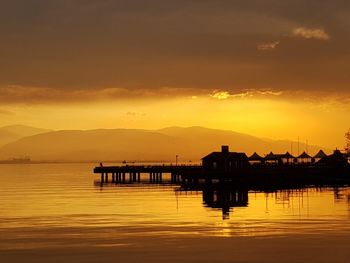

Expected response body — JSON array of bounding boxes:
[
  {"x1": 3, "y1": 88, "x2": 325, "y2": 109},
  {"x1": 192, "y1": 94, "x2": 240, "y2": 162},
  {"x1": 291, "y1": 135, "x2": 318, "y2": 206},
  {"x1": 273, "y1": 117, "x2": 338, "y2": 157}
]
[{"x1": 0, "y1": 157, "x2": 31, "y2": 164}]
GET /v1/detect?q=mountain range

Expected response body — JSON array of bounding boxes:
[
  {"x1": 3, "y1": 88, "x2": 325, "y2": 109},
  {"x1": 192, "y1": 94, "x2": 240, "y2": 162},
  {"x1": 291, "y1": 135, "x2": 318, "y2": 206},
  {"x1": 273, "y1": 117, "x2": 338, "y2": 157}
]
[
  {"x1": 0, "y1": 125, "x2": 51, "y2": 148},
  {"x1": 0, "y1": 125, "x2": 329, "y2": 162}
]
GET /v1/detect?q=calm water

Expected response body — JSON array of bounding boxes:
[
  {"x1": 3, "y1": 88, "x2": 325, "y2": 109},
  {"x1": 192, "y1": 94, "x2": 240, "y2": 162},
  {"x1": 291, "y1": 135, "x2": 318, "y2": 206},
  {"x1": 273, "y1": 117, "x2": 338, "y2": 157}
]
[{"x1": 0, "y1": 163, "x2": 350, "y2": 250}]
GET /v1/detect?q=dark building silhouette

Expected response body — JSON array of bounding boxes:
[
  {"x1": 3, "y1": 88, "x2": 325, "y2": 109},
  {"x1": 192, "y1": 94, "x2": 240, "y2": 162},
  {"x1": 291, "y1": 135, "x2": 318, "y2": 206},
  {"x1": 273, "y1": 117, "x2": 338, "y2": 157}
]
[
  {"x1": 249, "y1": 152, "x2": 264, "y2": 163},
  {"x1": 262, "y1": 152, "x2": 295, "y2": 165},
  {"x1": 314, "y1": 150, "x2": 327, "y2": 159},
  {"x1": 317, "y1": 150, "x2": 349, "y2": 167},
  {"x1": 298, "y1": 151, "x2": 312, "y2": 164},
  {"x1": 202, "y1": 145, "x2": 249, "y2": 172},
  {"x1": 313, "y1": 150, "x2": 327, "y2": 163}
]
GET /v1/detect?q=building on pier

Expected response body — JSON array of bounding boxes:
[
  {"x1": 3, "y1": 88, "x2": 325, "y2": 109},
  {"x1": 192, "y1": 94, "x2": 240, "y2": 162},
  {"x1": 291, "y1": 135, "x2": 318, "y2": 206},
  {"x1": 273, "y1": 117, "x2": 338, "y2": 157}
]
[
  {"x1": 298, "y1": 151, "x2": 312, "y2": 164},
  {"x1": 248, "y1": 152, "x2": 264, "y2": 165},
  {"x1": 313, "y1": 150, "x2": 327, "y2": 163},
  {"x1": 202, "y1": 145, "x2": 249, "y2": 172},
  {"x1": 316, "y1": 149, "x2": 349, "y2": 167},
  {"x1": 264, "y1": 152, "x2": 295, "y2": 165}
]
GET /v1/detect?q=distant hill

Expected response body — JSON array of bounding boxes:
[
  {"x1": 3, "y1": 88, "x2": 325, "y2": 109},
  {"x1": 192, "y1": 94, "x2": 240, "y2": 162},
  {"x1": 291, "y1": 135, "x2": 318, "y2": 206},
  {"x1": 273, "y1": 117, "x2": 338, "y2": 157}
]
[
  {"x1": 0, "y1": 126, "x2": 329, "y2": 162},
  {"x1": 0, "y1": 125, "x2": 52, "y2": 147}
]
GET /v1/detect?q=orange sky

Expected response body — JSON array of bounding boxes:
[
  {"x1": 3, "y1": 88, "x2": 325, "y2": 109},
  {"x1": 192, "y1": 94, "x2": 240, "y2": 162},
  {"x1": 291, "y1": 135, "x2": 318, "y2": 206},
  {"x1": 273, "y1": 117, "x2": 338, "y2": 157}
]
[
  {"x1": 0, "y1": 1, "x2": 349, "y2": 149},
  {"x1": 0, "y1": 91, "x2": 349, "y2": 149}
]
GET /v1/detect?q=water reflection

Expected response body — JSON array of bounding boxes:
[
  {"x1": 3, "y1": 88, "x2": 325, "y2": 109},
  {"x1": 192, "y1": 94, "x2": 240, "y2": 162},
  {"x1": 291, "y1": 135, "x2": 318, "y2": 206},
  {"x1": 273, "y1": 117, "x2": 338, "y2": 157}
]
[
  {"x1": 1, "y1": 164, "x2": 350, "y2": 239},
  {"x1": 178, "y1": 187, "x2": 350, "y2": 220},
  {"x1": 333, "y1": 187, "x2": 350, "y2": 202},
  {"x1": 201, "y1": 188, "x2": 248, "y2": 220},
  {"x1": 96, "y1": 174, "x2": 350, "y2": 223}
]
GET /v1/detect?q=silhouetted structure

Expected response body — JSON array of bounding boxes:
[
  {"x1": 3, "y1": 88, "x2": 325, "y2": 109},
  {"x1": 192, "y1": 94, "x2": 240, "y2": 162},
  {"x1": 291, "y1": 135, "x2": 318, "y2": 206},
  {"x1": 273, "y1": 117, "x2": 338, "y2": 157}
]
[
  {"x1": 316, "y1": 149, "x2": 348, "y2": 167},
  {"x1": 93, "y1": 145, "x2": 350, "y2": 188},
  {"x1": 313, "y1": 150, "x2": 327, "y2": 161},
  {"x1": 202, "y1": 146, "x2": 249, "y2": 171},
  {"x1": 264, "y1": 152, "x2": 295, "y2": 165},
  {"x1": 298, "y1": 151, "x2": 312, "y2": 164},
  {"x1": 249, "y1": 152, "x2": 263, "y2": 161}
]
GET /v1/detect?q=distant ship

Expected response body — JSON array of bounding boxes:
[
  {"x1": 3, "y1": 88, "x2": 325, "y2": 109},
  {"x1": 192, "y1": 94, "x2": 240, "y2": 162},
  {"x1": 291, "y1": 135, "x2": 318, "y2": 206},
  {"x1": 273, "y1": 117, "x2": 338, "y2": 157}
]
[{"x1": 0, "y1": 157, "x2": 31, "y2": 164}]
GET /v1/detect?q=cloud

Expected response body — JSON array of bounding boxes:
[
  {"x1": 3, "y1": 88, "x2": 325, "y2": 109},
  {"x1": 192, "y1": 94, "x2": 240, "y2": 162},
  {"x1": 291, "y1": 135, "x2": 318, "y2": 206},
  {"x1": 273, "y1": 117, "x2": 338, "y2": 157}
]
[
  {"x1": 0, "y1": 85, "x2": 205, "y2": 104},
  {"x1": 210, "y1": 91, "x2": 231, "y2": 100},
  {"x1": 0, "y1": 1, "x2": 348, "y2": 98},
  {"x1": 257, "y1": 41, "x2": 280, "y2": 51},
  {"x1": 2, "y1": 85, "x2": 350, "y2": 106},
  {"x1": 292, "y1": 27, "x2": 330, "y2": 40},
  {"x1": 211, "y1": 89, "x2": 283, "y2": 100}
]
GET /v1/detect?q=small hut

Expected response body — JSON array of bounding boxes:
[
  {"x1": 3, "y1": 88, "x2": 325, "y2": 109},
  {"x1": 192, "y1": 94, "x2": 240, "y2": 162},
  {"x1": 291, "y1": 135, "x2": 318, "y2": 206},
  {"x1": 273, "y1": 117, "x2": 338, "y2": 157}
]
[
  {"x1": 248, "y1": 152, "x2": 264, "y2": 165},
  {"x1": 264, "y1": 152, "x2": 295, "y2": 165},
  {"x1": 264, "y1": 152, "x2": 279, "y2": 164},
  {"x1": 298, "y1": 152, "x2": 312, "y2": 164},
  {"x1": 282, "y1": 152, "x2": 295, "y2": 164},
  {"x1": 313, "y1": 150, "x2": 327, "y2": 163}
]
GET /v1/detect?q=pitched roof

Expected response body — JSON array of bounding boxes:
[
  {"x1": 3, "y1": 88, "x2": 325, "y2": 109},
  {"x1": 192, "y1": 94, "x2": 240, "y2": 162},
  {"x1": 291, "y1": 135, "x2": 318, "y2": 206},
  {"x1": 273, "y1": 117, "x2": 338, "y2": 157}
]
[
  {"x1": 264, "y1": 152, "x2": 294, "y2": 160},
  {"x1": 283, "y1": 152, "x2": 295, "y2": 159},
  {"x1": 264, "y1": 152, "x2": 275, "y2": 159},
  {"x1": 314, "y1": 150, "x2": 327, "y2": 159},
  {"x1": 202, "y1": 151, "x2": 248, "y2": 160},
  {"x1": 317, "y1": 150, "x2": 349, "y2": 167},
  {"x1": 298, "y1": 152, "x2": 311, "y2": 159},
  {"x1": 249, "y1": 152, "x2": 263, "y2": 161}
]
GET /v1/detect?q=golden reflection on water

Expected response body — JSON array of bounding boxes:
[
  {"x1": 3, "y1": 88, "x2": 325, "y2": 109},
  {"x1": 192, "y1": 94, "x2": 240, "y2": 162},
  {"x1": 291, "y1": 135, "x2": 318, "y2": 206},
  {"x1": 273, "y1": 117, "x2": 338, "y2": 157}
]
[{"x1": 0, "y1": 164, "x2": 349, "y2": 241}]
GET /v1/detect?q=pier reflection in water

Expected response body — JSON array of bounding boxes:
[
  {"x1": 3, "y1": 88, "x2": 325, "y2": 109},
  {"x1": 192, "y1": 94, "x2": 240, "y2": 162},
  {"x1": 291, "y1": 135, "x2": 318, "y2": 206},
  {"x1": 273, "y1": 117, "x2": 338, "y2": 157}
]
[
  {"x1": 1, "y1": 164, "x2": 350, "y2": 244},
  {"x1": 201, "y1": 188, "x2": 248, "y2": 220},
  {"x1": 95, "y1": 171, "x2": 350, "y2": 224}
]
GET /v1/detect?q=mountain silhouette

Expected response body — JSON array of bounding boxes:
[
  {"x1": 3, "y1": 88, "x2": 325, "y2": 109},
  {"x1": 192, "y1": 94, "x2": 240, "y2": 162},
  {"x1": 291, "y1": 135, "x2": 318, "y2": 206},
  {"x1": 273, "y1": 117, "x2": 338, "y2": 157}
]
[
  {"x1": 0, "y1": 125, "x2": 51, "y2": 147},
  {"x1": 0, "y1": 126, "x2": 328, "y2": 162}
]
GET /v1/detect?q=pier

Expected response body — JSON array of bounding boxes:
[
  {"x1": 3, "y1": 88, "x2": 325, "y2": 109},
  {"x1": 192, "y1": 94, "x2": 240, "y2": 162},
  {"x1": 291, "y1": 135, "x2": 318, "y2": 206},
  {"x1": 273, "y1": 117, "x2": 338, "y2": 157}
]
[
  {"x1": 93, "y1": 165, "x2": 202, "y2": 184},
  {"x1": 93, "y1": 164, "x2": 350, "y2": 190},
  {"x1": 93, "y1": 146, "x2": 350, "y2": 189}
]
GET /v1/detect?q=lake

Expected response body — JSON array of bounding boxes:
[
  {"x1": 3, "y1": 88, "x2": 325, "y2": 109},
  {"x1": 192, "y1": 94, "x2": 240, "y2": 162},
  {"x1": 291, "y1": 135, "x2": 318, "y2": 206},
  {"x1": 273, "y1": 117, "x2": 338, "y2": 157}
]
[{"x1": 0, "y1": 163, "x2": 350, "y2": 262}]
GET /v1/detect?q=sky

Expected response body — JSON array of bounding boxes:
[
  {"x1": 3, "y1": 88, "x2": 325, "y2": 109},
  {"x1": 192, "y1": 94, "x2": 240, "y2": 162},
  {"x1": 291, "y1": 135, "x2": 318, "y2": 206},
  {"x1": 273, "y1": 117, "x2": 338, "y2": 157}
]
[{"x1": 0, "y1": 0, "x2": 350, "y2": 149}]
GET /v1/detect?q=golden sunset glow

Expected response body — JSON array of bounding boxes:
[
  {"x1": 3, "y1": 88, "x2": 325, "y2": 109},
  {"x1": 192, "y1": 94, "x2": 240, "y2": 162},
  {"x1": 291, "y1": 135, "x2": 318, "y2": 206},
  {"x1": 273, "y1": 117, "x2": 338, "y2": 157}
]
[
  {"x1": 1, "y1": 0, "x2": 349, "y2": 154},
  {"x1": 1, "y1": 93, "x2": 349, "y2": 149},
  {"x1": 1, "y1": 2, "x2": 350, "y2": 262}
]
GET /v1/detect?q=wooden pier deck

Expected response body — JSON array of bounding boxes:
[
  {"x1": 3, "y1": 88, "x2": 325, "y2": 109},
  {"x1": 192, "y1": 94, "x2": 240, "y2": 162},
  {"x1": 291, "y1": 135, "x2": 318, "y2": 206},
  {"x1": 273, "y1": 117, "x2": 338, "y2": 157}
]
[
  {"x1": 93, "y1": 164, "x2": 350, "y2": 189},
  {"x1": 93, "y1": 165, "x2": 203, "y2": 183}
]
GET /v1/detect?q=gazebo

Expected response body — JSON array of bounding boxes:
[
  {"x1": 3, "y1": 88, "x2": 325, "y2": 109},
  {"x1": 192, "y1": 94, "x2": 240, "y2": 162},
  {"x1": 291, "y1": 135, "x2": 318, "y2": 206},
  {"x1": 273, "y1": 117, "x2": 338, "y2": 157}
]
[
  {"x1": 313, "y1": 150, "x2": 327, "y2": 162},
  {"x1": 298, "y1": 151, "x2": 312, "y2": 164},
  {"x1": 282, "y1": 152, "x2": 295, "y2": 164},
  {"x1": 248, "y1": 152, "x2": 264, "y2": 165},
  {"x1": 264, "y1": 152, "x2": 279, "y2": 164}
]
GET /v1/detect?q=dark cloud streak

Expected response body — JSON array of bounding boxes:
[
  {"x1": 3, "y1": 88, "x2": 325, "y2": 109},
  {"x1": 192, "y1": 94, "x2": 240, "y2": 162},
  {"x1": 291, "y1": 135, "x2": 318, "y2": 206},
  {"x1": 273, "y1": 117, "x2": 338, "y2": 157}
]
[{"x1": 0, "y1": 0, "x2": 349, "y2": 102}]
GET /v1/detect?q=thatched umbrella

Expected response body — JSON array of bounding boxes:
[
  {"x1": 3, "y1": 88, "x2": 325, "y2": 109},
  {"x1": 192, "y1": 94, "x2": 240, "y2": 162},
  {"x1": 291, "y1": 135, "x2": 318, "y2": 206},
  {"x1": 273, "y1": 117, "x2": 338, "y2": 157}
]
[
  {"x1": 313, "y1": 150, "x2": 327, "y2": 159},
  {"x1": 283, "y1": 152, "x2": 295, "y2": 164},
  {"x1": 249, "y1": 152, "x2": 263, "y2": 161},
  {"x1": 298, "y1": 151, "x2": 312, "y2": 163}
]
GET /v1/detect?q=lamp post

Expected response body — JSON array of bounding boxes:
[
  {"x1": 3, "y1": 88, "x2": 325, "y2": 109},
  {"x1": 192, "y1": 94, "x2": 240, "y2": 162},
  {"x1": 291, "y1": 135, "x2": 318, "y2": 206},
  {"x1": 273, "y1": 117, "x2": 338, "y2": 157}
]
[{"x1": 176, "y1": 155, "x2": 179, "y2": 166}]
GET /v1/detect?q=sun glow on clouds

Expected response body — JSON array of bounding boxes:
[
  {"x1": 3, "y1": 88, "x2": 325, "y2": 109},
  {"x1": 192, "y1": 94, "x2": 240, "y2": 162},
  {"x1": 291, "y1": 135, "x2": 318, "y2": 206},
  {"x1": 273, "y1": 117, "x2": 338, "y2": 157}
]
[
  {"x1": 0, "y1": 89, "x2": 349, "y2": 149},
  {"x1": 292, "y1": 27, "x2": 330, "y2": 40},
  {"x1": 257, "y1": 41, "x2": 280, "y2": 51},
  {"x1": 211, "y1": 89, "x2": 283, "y2": 100},
  {"x1": 211, "y1": 91, "x2": 232, "y2": 100}
]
